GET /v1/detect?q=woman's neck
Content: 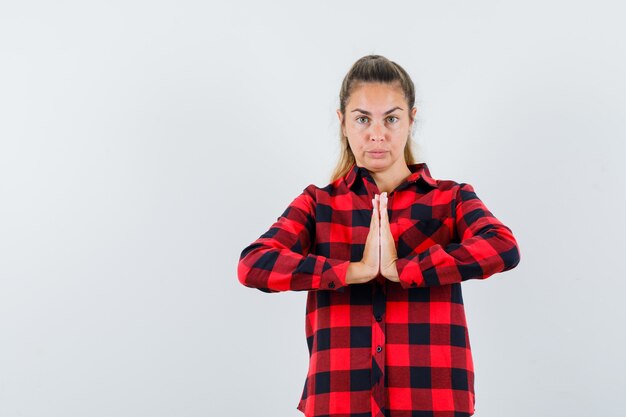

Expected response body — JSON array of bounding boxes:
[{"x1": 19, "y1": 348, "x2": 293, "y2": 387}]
[{"x1": 369, "y1": 164, "x2": 412, "y2": 194}]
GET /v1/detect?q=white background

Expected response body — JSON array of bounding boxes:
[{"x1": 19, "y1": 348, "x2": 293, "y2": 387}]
[{"x1": 1, "y1": 1, "x2": 625, "y2": 416}]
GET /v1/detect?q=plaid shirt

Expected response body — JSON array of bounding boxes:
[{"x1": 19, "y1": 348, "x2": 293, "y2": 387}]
[{"x1": 237, "y1": 162, "x2": 521, "y2": 417}]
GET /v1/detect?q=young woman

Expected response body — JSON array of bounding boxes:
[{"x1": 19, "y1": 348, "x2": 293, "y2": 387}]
[{"x1": 237, "y1": 54, "x2": 521, "y2": 417}]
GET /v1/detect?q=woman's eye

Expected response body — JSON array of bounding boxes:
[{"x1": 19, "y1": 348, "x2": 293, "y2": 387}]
[
  {"x1": 387, "y1": 116, "x2": 398, "y2": 123},
  {"x1": 357, "y1": 116, "x2": 369, "y2": 124}
]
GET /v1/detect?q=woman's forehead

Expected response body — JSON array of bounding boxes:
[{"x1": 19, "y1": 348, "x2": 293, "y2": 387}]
[{"x1": 347, "y1": 82, "x2": 407, "y2": 109}]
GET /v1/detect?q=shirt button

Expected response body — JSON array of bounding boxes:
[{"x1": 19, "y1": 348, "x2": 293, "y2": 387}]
[
  {"x1": 376, "y1": 345, "x2": 382, "y2": 353},
  {"x1": 375, "y1": 316, "x2": 382, "y2": 322},
  {"x1": 328, "y1": 281, "x2": 335, "y2": 288}
]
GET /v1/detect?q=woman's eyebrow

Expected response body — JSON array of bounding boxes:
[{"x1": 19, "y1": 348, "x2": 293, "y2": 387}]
[{"x1": 350, "y1": 106, "x2": 403, "y2": 115}]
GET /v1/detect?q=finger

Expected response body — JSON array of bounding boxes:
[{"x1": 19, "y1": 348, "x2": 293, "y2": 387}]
[
  {"x1": 363, "y1": 198, "x2": 379, "y2": 262},
  {"x1": 369, "y1": 198, "x2": 379, "y2": 249},
  {"x1": 380, "y1": 193, "x2": 394, "y2": 244},
  {"x1": 373, "y1": 197, "x2": 380, "y2": 223},
  {"x1": 373, "y1": 195, "x2": 381, "y2": 276},
  {"x1": 370, "y1": 198, "x2": 380, "y2": 228},
  {"x1": 380, "y1": 192, "x2": 388, "y2": 226},
  {"x1": 370, "y1": 198, "x2": 377, "y2": 226},
  {"x1": 373, "y1": 194, "x2": 380, "y2": 228}
]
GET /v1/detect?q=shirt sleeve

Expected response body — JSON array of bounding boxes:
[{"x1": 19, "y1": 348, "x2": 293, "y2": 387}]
[
  {"x1": 395, "y1": 182, "x2": 521, "y2": 288},
  {"x1": 237, "y1": 184, "x2": 351, "y2": 293}
]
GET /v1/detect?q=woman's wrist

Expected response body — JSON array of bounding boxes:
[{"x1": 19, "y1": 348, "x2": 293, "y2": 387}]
[{"x1": 345, "y1": 261, "x2": 378, "y2": 284}]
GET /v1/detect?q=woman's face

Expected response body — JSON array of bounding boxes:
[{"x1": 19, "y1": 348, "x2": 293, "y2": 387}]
[{"x1": 337, "y1": 81, "x2": 417, "y2": 174}]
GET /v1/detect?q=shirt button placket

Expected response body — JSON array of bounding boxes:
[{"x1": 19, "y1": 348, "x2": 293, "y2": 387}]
[{"x1": 371, "y1": 281, "x2": 386, "y2": 417}]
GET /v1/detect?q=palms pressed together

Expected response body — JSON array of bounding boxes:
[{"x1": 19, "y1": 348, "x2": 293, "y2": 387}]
[{"x1": 358, "y1": 192, "x2": 400, "y2": 283}]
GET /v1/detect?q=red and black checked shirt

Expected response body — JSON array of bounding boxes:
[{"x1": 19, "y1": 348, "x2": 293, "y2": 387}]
[{"x1": 237, "y1": 162, "x2": 521, "y2": 417}]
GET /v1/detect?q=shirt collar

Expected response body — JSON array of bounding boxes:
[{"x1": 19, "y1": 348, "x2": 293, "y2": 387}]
[{"x1": 344, "y1": 161, "x2": 438, "y2": 190}]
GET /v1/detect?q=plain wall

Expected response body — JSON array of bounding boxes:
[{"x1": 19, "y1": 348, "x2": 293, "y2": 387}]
[{"x1": 1, "y1": 1, "x2": 625, "y2": 416}]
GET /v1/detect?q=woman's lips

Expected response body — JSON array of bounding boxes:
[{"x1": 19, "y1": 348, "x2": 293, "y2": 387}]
[{"x1": 368, "y1": 151, "x2": 387, "y2": 158}]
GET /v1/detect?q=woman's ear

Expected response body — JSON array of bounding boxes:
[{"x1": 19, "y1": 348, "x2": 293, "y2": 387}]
[
  {"x1": 336, "y1": 109, "x2": 345, "y2": 136},
  {"x1": 410, "y1": 106, "x2": 418, "y2": 125}
]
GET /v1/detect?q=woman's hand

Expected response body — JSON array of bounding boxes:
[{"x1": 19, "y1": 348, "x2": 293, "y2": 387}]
[
  {"x1": 345, "y1": 192, "x2": 400, "y2": 284},
  {"x1": 344, "y1": 195, "x2": 380, "y2": 284},
  {"x1": 379, "y1": 192, "x2": 400, "y2": 282}
]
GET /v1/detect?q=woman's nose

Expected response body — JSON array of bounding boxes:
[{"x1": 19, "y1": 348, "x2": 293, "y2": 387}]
[{"x1": 370, "y1": 122, "x2": 385, "y2": 140}]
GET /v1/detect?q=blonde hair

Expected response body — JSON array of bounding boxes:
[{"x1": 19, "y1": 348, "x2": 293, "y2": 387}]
[{"x1": 330, "y1": 55, "x2": 421, "y2": 183}]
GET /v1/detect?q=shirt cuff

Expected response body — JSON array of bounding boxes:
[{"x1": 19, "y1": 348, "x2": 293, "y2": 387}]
[
  {"x1": 319, "y1": 258, "x2": 351, "y2": 290},
  {"x1": 395, "y1": 256, "x2": 425, "y2": 289}
]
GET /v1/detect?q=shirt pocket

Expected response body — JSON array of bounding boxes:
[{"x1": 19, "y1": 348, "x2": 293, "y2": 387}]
[{"x1": 394, "y1": 217, "x2": 454, "y2": 258}]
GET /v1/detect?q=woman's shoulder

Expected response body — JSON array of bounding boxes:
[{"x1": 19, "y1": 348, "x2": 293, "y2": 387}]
[
  {"x1": 416, "y1": 163, "x2": 483, "y2": 196},
  {"x1": 412, "y1": 162, "x2": 470, "y2": 191},
  {"x1": 300, "y1": 177, "x2": 350, "y2": 202}
]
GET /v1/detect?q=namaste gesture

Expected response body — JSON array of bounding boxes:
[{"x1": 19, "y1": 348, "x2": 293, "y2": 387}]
[{"x1": 346, "y1": 192, "x2": 400, "y2": 284}]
